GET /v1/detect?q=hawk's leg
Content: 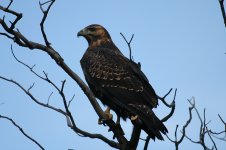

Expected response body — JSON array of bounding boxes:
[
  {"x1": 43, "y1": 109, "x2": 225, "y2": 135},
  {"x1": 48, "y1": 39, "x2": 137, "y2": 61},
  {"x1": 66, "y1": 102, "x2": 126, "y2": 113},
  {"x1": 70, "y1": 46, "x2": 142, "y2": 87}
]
[{"x1": 98, "y1": 107, "x2": 113, "y2": 125}]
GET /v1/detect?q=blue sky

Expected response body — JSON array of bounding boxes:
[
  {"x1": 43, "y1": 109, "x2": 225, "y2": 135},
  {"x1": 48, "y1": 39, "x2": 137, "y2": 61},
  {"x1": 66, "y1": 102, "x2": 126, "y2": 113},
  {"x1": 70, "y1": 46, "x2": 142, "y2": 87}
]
[{"x1": 1, "y1": 0, "x2": 226, "y2": 149}]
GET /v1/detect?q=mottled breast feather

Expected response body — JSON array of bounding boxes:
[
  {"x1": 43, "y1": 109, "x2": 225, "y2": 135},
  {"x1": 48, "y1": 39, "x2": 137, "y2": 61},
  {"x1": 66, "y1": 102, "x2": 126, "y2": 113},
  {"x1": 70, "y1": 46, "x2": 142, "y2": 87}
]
[
  {"x1": 82, "y1": 47, "x2": 144, "y2": 92},
  {"x1": 81, "y1": 45, "x2": 158, "y2": 108}
]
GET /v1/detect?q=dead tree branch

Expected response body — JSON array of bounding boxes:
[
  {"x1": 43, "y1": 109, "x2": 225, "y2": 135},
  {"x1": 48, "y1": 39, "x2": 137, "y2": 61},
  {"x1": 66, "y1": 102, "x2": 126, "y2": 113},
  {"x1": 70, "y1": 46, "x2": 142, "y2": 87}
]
[
  {"x1": 219, "y1": 0, "x2": 226, "y2": 27},
  {"x1": 181, "y1": 98, "x2": 226, "y2": 150},
  {"x1": 166, "y1": 98, "x2": 194, "y2": 150},
  {"x1": 208, "y1": 114, "x2": 226, "y2": 142},
  {"x1": 159, "y1": 88, "x2": 177, "y2": 122},
  {"x1": 0, "y1": 75, "x2": 67, "y2": 115},
  {"x1": 0, "y1": 115, "x2": 45, "y2": 150},
  {"x1": 143, "y1": 136, "x2": 151, "y2": 150},
  {"x1": 120, "y1": 33, "x2": 134, "y2": 61},
  {"x1": 9, "y1": 46, "x2": 120, "y2": 148},
  {"x1": 39, "y1": 0, "x2": 55, "y2": 47}
]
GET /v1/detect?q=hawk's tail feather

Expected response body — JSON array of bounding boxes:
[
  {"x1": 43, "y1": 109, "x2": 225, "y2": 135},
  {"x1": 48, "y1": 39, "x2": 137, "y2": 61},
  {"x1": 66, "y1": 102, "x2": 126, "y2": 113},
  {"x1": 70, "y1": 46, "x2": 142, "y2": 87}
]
[
  {"x1": 141, "y1": 110, "x2": 168, "y2": 140},
  {"x1": 100, "y1": 92, "x2": 168, "y2": 140},
  {"x1": 131, "y1": 105, "x2": 168, "y2": 140}
]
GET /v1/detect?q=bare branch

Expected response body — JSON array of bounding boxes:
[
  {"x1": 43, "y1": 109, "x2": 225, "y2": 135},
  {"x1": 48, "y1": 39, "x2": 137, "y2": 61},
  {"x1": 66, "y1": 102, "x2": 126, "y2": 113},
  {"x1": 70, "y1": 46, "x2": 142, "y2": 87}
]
[
  {"x1": 219, "y1": 0, "x2": 226, "y2": 27},
  {"x1": 68, "y1": 94, "x2": 75, "y2": 108},
  {"x1": 206, "y1": 127, "x2": 218, "y2": 150},
  {"x1": 128, "y1": 125, "x2": 141, "y2": 150},
  {"x1": 47, "y1": 92, "x2": 53, "y2": 105},
  {"x1": 56, "y1": 79, "x2": 120, "y2": 149},
  {"x1": 0, "y1": 75, "x2": 67, "y2": 115},
  {"x1": 10, "y1": 46, "x2": 120, "y2": 148},
  {"x1": 160, "y1": 88, "x2": 177, "y2": 122},
  {"x1": 6, "y1": 0, "x2": 13, "y2": 9},
  {"x1": 0, "y1": 32, "x2": 14, "y2": 39},
  {"x1": 143, "y1": 136, "x2": 151, "y2": 150},
  {"x1": 27, "y1": 82, "x2": 35, "y2": 92},
  {"x1": 39, "y1": 0, "x2": 55, "y2": 47},
  {"x1": 166, "y1": 98, "x2": 194, "y2": 150},
  {"x1": 60, "y1": 79, "x2": 66, "y2": 93},
  {"x1": 208, "y1": 114, "x2": 226, "y2": 142},
  {"x1": 0, "y1": 115, "x2": 45, "y2": 150},
  {"x1": 218, "y1": 114, "x2": 226, "y2": 126},
  {"x1": 178, "y1": 100, "x2": 195, "y2": 143},
  {"x1": 120, "y1": 33, "x2": 134, "y2": 61},
  {"x1": 185, "y1": 98, "x2": 217, "y2": 150},
  {"x1": 0, "y1": 2, "x2": 22, "y2": 29}
]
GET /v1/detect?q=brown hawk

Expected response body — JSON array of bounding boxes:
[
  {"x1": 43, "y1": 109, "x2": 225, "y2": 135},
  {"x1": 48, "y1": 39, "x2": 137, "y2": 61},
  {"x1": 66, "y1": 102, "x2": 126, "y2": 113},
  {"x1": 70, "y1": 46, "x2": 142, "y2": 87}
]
[{"x1": 78, "y1": 24, "x2": 167, "y2": 140}]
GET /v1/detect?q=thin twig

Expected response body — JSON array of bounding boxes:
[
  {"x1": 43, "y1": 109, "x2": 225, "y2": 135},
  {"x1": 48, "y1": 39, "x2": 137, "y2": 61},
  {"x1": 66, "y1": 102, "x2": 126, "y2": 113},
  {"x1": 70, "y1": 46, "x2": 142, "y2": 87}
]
[
  {"x1": 0, "y1": 3, "x2": 22, "y2": 29},
  {"x1": 167, "y1": 98, "x2": 195, "y2": 150},
  {"x1": 120, "y1": 33, "x2": 134, "y2": 61},
  {"x1": 0, "y1": 115, "x2": 45, "y2": 150},
  {"x1": 0, "y1": 32, "x2": 14, "y2": 39},
  {"x1": 6, "y1": 0, "x2": 13, "y2": 9},
  {"x1": 186, "y1": 98, "x2": 215, "y2": 150},
  {"x1": 206, "y1": 127, "x2": 218, "y2": 150},
  {"x1": 160, "y1": 88, "x2": 177, "y2": 122},
  {"x1": 47, "y1": 92, "x2": 53, "y2": 105},
  {"x1": 219, "y1": 0, "x2": 226, "y2": 27},
  {"x1": 0, "y1": 75, "x2": 67, "y2": 115},
  {"x1": 39, "y1": 0, "x2": 55, "y2": 47},
  {"x1": 68, "y1": 94, "x2": 75, "y2": 108}
]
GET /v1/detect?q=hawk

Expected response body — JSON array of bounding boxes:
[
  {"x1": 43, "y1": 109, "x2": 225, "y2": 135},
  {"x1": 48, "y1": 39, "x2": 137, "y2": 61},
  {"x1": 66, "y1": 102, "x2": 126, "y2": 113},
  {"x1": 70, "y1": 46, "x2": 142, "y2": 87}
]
[{"x1": 77, "y1": 24, "x2": 167, "y2": 140}]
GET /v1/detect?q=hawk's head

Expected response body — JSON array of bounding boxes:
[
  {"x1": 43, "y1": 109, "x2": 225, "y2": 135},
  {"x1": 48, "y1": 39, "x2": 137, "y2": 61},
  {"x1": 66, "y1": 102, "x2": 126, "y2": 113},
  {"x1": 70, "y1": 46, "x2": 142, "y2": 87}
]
[{"x1": 77, "y1": 24, "x2": 111, "y2": 45}]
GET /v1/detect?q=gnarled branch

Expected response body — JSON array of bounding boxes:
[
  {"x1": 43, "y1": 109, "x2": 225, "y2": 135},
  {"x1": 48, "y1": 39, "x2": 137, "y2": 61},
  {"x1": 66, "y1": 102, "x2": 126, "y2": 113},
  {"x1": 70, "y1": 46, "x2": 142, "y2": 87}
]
[{"x1": 166, "y1": 98, "x2": 194, "y2": 150}]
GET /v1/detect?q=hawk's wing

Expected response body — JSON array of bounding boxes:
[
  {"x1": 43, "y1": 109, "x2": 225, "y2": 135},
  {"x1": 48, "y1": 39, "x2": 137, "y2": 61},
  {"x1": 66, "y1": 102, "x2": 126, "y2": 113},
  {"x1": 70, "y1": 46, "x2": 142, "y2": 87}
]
[{"x1": 81, "y1": 47, "x2": 158, "y2": 108}]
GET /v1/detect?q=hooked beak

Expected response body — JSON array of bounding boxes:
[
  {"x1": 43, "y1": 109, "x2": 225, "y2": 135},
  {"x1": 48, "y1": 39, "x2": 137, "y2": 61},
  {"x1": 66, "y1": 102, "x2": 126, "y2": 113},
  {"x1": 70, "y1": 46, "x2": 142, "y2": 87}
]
[{"x1": 77, "y1": 29, "x2": 86, "y2": 38}]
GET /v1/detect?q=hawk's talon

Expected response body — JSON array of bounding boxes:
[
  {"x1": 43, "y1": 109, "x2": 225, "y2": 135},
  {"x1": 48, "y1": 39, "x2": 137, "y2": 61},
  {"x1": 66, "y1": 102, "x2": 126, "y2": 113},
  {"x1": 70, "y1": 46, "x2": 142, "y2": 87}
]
[
  {"x1": 98, "y1": 107, "x2": 113, "y2": 125},
  {"x1": 130, "y1": 115, "x2": 138, "y2": 121}
]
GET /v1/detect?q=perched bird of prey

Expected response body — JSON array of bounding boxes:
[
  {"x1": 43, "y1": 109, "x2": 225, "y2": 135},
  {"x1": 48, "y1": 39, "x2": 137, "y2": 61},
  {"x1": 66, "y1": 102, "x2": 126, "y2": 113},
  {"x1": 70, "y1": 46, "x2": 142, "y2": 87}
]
[{"x1": 77, "y1": 24, "x2": 167, "y2": 140}]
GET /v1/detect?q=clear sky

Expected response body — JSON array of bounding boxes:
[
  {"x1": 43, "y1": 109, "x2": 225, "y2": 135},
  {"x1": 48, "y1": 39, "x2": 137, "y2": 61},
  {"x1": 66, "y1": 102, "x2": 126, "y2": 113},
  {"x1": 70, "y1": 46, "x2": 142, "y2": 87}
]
[{"x1": 1, "y1": 0, "x2": 226, "y2": 150}]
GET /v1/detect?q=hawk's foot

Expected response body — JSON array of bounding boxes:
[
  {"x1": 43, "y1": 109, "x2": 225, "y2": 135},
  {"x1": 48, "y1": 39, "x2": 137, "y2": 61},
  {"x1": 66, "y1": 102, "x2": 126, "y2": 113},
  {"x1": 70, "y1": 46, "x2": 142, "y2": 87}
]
[
  {"x1": 130, "y1": 115, "x2": 138, "y2": 121},
  {"x1": 98, "y1": 107, "x2": 113, "y2": 125}
]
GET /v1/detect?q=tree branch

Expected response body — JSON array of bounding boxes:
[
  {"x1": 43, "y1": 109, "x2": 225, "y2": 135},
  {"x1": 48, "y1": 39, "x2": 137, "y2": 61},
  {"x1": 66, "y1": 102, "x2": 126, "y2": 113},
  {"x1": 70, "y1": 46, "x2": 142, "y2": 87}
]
[
  {"x1": 120, "y1": 33, "x2": 134, "y2": 61},
  {"x1": 208, "y1": 114, "x2": 226, "y2": 142},
  {"x1": 143, "y1": 136, "x2": 151, "y2": 150},
  {"x1": 0, "y1": 115, "x2": 45, "y2": 150},
  {"x1": 182, "y1": 98, "x2": 223, "y2": 150},
  {"x1": 166, "y1": 98, "x2": 194, "y2": 150},
  {"x1": 129, "y1": 124, "x2": 142, "y2": 150},
  {"x1": 219, "y1": 0, "x2": 226, "y2": 27},
  {"x1": 0, "y1": 1, "x2": 22, "y2": 30},
  {"x1": 160, "y1": 88, "x2": 177, "y2": 122},
  {"x1": 10, "y1": 47, "x2": 120, "y2": 148},
  {"x1": 0, "y1": 75, "x2": 67, "y2": 116},
  {"x1": 39, "y1": 0, "x2": 55, "y2": 47}
]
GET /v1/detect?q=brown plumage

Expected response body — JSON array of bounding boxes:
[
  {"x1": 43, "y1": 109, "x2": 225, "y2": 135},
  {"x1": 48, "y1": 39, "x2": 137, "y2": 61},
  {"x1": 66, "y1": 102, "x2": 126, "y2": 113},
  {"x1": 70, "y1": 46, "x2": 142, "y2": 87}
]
[{"x1": 78, "y1": 24, "x2": 167, "y2": 140}]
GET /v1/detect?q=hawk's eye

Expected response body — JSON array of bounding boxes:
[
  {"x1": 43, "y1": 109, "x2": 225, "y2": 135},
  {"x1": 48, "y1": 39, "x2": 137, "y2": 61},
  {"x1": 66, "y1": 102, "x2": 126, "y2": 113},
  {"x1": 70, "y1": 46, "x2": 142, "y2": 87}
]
[{"x1": 88, "y1": 27, "x2": 96, "y2": 32}]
